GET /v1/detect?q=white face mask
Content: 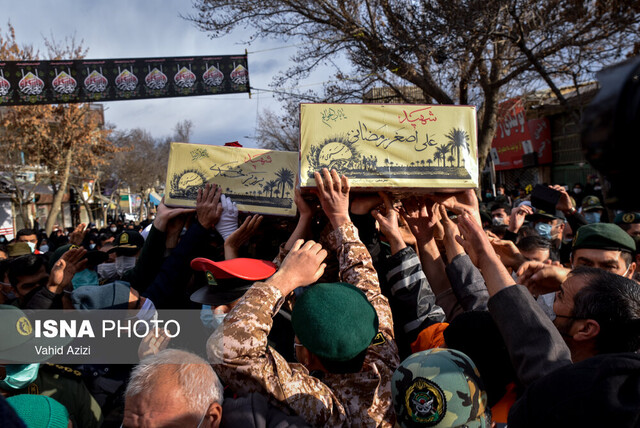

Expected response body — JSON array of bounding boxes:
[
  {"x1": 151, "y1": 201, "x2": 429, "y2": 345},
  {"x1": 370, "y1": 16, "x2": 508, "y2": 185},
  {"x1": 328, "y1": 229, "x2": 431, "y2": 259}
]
[
  {"x1": 115, "y1": 256, "x2": 137, "y2": 277},
  {"x1": 110, "y1": 227, "x2": 117, "y2": 233},
  {"x1": 26, "y1": 242, "x2": 36, "y2": 253},
  {"x1": 97, "y1": 263, "x2": 117, "y2": 281}
]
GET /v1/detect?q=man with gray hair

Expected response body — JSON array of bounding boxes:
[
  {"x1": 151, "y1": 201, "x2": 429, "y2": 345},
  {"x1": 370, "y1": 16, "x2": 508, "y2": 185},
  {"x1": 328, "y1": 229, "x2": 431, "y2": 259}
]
[
  {"x1": 123, "y1": 349, "x2": 309, "y2": 428},
  {"x1": 123, "y1": 349, "x2": 224, "y2": 427}
]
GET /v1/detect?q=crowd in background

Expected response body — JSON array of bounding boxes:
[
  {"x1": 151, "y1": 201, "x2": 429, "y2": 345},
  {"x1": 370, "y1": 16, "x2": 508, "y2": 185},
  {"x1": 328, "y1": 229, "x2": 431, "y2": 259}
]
[{"x1": 1, "y1": 168, "x2": 639, "y2": 427}]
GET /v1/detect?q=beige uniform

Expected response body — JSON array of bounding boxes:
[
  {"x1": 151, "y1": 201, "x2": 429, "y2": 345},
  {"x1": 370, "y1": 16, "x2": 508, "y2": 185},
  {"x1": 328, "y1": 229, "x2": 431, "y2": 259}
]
[{"x1": 209, "y1": 222, "x2": 400, "y2": 427}]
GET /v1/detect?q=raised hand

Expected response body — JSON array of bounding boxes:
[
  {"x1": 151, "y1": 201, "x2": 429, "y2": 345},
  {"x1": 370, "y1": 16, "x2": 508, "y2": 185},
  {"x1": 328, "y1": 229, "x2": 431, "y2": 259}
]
[
  {"x1": 267, "y1": 239, "x2": 328, "y2": 295},
  {"x1": 196, "y1": 183, "x2": 223, "y2": 230},
  {"x1": 399, "y1": 196, "x2": 441, "y2": 244},
  {"x1": 313, "y1": 168, "x2": 350, "y2": 229},
  {"x1": 224, "y1": 214, "x2": 264, "y2": 259},
  {"x1": 439, "y1": 204, "x2": 465, "y2": 260},
  {"x1": 294, "y1": 187, "x2": 314, "y2": 219},
  {"x1": 48, "y1": 247, "x2": 88, "y2": 293},
  {"x1": 516, "y1": 261, "x2": 570, "y2": 296},
  {"x1": 455, "y1": 213, "x2": 497, "y2": 268},
  {"x1": 508, "y1": 204, "x2": 533, "y2": 233},
  {"x1": 154, "y1": 198, "x2": 196, "y2": 232},
  {"x1": 490, "y1": 238, "x2": 526, "y2": 270},
  {"x1": 215, "y1": 194, "x2": 239, "y2": 240},
  {"x1": 550, "y1": 184, "x2": 574, "y2": 213},
  {"x1": 371, "y1": 192, "x2": 406, "y2": 255},
  {"x1": 69, "y1": 223, "x2": 87, "y2": 246}
]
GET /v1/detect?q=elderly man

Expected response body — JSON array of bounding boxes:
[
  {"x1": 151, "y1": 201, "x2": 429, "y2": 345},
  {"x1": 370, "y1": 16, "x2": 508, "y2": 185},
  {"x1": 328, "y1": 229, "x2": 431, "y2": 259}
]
[
  {"x1": 123, "y1": 349, "x2": 224, "y2": 427},
  {"x1": 209, "y1": 168, "x2": 399, "y2": 427},
  {"x1": 123, "y1": 349, "x2": 308, "y2": 428}
]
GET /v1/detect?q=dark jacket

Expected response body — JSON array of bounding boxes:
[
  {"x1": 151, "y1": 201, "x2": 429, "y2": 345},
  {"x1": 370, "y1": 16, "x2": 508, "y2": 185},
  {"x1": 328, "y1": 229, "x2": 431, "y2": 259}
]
[
  {"x1": 142, "y1": 221, "x2": 210, "y2": 309},
  {"x1": 221, "y1": 392, "x2": 311, "y2": 428},
  {"x1": 487, "y1": 285, "x2": 571, "y2": 387},
  {"x1": 445, "y1": 254, "x2": 490, "y2": 313},
  {"x1": 122, "y1": 224, "x2": 167, "y2": 292}
]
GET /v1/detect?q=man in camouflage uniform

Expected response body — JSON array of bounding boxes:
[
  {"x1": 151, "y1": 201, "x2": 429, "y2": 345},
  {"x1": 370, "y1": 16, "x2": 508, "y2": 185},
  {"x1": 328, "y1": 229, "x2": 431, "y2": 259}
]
[{"x1": 209, "y1": 168, "x2": 400, "y2": 427}]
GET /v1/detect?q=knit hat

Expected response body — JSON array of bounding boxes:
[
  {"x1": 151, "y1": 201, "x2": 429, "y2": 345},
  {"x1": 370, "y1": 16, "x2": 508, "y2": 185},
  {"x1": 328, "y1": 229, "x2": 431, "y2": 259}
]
[
  {"x1": 392, "y1": 348, "x2": 489, "y2": 428},
  {"x1": 572, "y1": 223, "x2": 636, "y2": 253},
  {"x1": 70, "y1": 281, "x2": 131, "y2": 310},
  {"x1": 0, "y1": 395, "x2": 26, "y2": 428},
  {"x1": 291, "y1": 282, "x2": 378, "y2": 362},
  {"x1": 7, "y1": 395, "x2": 69, "y2": 428}
]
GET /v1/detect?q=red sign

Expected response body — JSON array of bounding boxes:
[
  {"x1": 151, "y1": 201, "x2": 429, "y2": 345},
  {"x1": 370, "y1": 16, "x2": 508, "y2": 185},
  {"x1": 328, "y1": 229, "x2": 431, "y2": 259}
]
[{"x1": 490, "y1": 99, "x2": 552, "y2": 170}]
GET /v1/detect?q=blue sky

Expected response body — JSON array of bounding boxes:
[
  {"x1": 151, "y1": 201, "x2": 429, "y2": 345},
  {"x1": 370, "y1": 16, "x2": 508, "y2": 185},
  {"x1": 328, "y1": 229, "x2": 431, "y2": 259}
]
[{"x1": 4, "y1": 0, "x2": 313, "y2": 148}]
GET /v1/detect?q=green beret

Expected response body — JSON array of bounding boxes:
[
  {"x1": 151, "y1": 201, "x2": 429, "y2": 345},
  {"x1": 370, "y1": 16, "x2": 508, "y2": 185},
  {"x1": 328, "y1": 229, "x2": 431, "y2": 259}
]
[
  {"x1": 291, "y1": 282, "x2": 378, "y2": 362},
  {"x1": 573, "y1": 223, "x2": 636, "y2": 253},
  {"x1": 614, "y1": 212, "x2": 640, "y2": 225}
]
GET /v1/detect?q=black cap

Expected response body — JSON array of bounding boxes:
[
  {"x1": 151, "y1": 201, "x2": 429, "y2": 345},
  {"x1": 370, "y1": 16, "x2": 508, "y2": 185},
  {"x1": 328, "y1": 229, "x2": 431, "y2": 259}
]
[{"x1": 107, "y1": 231, "x2": 144, "y2": 256}]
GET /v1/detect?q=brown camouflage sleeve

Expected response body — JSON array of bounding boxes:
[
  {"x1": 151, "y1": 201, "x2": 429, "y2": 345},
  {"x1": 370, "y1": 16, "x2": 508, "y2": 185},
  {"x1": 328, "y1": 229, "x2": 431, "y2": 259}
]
[
  {"x1": 208, "y1": 281, "x2": 349, "y2": 426},
  {"x1": 326, "y1": 222, "x2": 395, "y2": 340}
]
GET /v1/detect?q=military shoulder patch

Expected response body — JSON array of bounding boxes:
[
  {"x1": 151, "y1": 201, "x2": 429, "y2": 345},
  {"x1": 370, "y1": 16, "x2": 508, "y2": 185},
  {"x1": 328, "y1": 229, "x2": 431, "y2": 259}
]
[
  {"x1": 405, "y1": 377, "x2": 447, "y2": 426},
  {"x1": 371, "y1": 332, "x2": 386, "y2": 346}
]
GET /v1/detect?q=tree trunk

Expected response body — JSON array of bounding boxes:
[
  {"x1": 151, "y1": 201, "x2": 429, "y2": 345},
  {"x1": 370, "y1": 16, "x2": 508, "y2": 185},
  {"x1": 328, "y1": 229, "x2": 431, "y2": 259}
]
[
  {"x1": 138, "y1": 189, "x2": 147, "y2": 223},
  {"x1": 45, "y1": 148, "x2": 74, "y2": 235},
  {"x1": 73, "y1": 185, "x2": 95, "y2": 224},
  {"x1": 477, "y1": 88, "x2": 500, "y2": 193},
  {"x1": 10, "y1": 175, "x2": 33, "y2": 229}
]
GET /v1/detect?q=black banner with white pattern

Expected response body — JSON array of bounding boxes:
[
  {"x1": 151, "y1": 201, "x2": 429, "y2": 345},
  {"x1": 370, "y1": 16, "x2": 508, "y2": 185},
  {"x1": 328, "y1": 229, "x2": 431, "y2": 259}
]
[{"x1": 0, "y1": 54, "x2": 249, "y2": 105}]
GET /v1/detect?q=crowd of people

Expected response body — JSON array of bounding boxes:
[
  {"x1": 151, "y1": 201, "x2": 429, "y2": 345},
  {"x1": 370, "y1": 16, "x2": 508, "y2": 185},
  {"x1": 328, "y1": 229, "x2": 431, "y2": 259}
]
[{"x1": 1, "y1": 168, "x2": 639, "y2": 427}]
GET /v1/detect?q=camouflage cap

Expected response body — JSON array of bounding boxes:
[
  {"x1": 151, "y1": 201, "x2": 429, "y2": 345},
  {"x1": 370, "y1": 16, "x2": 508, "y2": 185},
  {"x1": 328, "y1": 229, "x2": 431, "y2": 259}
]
[
  {"x1": 572, "y1": 223, "x2": 636, "y2": 253},
  {"x1": 614, "y1": 212, "x2": 640, "y2": 225},
  {"x1": 392, "y1": 348, "x2": 490, "y2": 428},
  {"x1": 581, "y1": 195, "x2": 604, "y2": 212}
]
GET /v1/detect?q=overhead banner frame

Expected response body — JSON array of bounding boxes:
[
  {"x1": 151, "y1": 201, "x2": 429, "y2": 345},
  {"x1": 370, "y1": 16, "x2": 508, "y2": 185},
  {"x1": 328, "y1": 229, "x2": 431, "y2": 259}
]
[{"x1": 0, "y1": 54, "x2": 249, "y2": 106}]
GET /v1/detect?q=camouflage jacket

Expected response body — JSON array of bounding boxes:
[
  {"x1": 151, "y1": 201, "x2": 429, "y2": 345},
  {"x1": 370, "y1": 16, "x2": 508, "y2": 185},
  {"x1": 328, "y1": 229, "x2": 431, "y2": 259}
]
[{"x1": 209, "y1": 222, "x2": 400, "y2": 427}]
